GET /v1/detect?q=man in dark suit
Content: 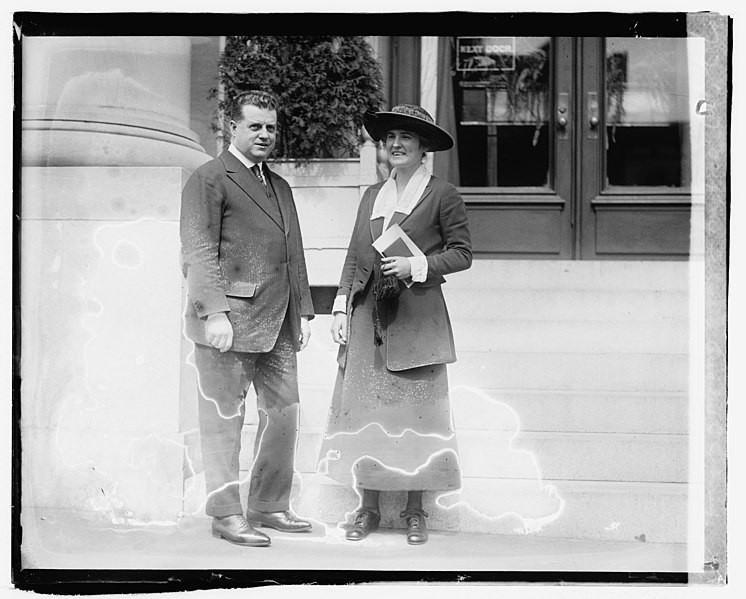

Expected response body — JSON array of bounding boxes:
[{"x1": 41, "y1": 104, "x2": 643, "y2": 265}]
[{"x1": 180, "y1": 90, "x2": 314, "y2": 547}]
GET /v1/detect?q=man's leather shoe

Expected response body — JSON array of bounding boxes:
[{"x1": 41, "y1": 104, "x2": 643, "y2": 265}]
[
  {"x1": 345, "y1": 509, "x2": 380, "y2": 541},
  {"x1": 401, "y1": 508, "x2": 428, "y2": 545},
  {"x1": 245, "y1": 508, "x2": 312, "y2": 533},
  {"x1": 211, "y1": 515, "x2": 271, "y2": 547}
]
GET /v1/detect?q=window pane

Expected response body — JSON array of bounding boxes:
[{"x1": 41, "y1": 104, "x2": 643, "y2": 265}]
[
  {"x1": 453, "y1": 37, "x2": 551, "y2": 187},
  {"x1": 605, "y1": 38, "x2": 691, "y2": 187}
]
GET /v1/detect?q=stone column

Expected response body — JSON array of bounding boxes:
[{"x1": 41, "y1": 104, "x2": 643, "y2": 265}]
[
  {"x1": 22, "y1": 36, "x2": 209, "y2": 169},
  {"x1": 20, "y1": 36, "x2": 209, "y2": 528}
]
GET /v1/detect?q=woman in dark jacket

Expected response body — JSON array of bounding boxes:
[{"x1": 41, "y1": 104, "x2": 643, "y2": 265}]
[{"x1": 318, "y1": 104, "x2": 472, "y2": 545}]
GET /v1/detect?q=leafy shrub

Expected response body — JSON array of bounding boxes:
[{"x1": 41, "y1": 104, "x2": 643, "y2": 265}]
[{"x1": 215, "y1": 36, "x2": 384, "y2": 160}]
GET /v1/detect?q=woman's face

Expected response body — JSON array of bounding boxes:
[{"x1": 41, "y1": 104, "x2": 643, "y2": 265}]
[{"x1": 385, "y1": 129, "x2": 425, "y2": 172}]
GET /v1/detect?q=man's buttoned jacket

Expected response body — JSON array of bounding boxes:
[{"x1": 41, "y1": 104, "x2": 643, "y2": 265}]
[{"x1": 180, "y1": 150, "x2": 314, "y2": 353}]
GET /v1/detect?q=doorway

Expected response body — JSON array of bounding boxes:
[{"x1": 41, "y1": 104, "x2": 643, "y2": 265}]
[{"x1": 446, "y1": 36, "x2": 693, "y2": 260}]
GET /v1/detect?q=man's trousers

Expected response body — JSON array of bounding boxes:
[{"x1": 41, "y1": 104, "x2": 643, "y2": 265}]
[{"x1": 194, "y1": 317, "x2": 300, "y2": 518}]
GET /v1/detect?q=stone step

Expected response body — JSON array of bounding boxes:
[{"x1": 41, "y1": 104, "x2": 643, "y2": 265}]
[
  {"x1": 448, "y1": 388, "x2": 689, "y2": 435},
  {"x1": 504, "y1": 431, "x2": 688, "y2": 484},
  {"x1": 297, "y1": 348, "x2": 688, "y2": 394},
  {"x1": 238, "y1": 426, "x2": 687, "y2": 484},
  {"x1": 292, "y1": 386, "x2": 688, "y2": 435},
  {"x1": 452, "y1": 318, "x2": 688, "y2": 354},
  {"x1": 443, "y1": 259, "x2": 691, "y2": 291},
  {"x1": 443, "y1": 287, "x2": 689, "y2": 322},
  {"x1": 524, "y1": 478, "x2": 689, "y2": 544},
  {"x1": 447, "y1": 351, "x2": 688, "y2": 393},
  {"x1": 190, "y1": 470, "x2": 688, "y2": 544},
  {"x1": 305, "y1": 248, "x2": 346, "y2": 287},
  {"x1": 300, "y1": 313, "x2": 688, "y2": 356},
  {"x1": 277, "y1": 473, "x2": 689, "y2": 544}
]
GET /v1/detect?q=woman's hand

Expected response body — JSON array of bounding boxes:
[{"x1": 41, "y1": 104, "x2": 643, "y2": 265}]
[
  {"x1": 330, "y1": 312, "x2": 348, "y2": 345},
  {"x1": 381, "y1": 256, "x2": 412, "y2": 280}
]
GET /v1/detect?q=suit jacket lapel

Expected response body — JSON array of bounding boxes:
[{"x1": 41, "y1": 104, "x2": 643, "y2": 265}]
[
  {"x1": 221, "y1": 152, "x2": 284, "y2": 230},
  {"x1": 368, "y1": 187, "x2": 382, "y2": 242},
  {"x1": 264, "y1": 165, "x2": 290, "y2": 237},
  {"x1": 392, "y1": 182, "x2": 433, "y2": 229},
  {"x1": 368, "y1": 182, "x2": 432, "y2": 241},
  {"x1": 368, "y1": 181, "x2": 435, "y2": 239}
]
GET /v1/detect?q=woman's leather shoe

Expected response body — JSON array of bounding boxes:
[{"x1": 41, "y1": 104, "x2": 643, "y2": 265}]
[
  {"x1": 211, "y1": 515, "x2": 271, "y2": 547},
  {"x1": 346, "y1": 509, "x2": 380, "y2": 541},
  {"x1": 245, "y1": 508, "x2": 312, "y2": 532},
  {"x1": 400, "y1": 508, "x2": 428, "y2": 545}
]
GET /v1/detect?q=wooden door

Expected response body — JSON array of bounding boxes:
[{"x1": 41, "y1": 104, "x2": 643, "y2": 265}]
[
  {"x1": 578, "y1": 37, "x2": 692, "y2": 260},
  {"x1": 452, "y1": 36, "x2": 692, "y2": 260},
  {"x1": 454, "y1": 36, "x2": 575, "y2": 259}
]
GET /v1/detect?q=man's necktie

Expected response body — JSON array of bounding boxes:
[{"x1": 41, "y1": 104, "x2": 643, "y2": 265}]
[
  {"x1": 251, "y1": 164, "x2": 266, "y2": 187},
  {"x1": 251, "y1": 163, "x2": 281, "y2": 222}
]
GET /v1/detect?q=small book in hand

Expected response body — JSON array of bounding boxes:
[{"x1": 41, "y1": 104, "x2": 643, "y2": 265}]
[{"x1": 372, "y1": 224, "x2": 424, "y2": 287}]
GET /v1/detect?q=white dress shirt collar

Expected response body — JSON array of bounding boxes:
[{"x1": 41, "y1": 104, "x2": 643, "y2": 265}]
[{"x1": 228, "y1": 143, "x2": 263, "y2": 175}]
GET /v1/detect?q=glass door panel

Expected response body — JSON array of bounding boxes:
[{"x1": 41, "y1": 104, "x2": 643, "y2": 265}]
[
  {"x1": 604, "y1": 37, "x2": 691, "y2": 188},
  {"x1": 454, "y1": 37, "x2": 552, "y2": 187}
]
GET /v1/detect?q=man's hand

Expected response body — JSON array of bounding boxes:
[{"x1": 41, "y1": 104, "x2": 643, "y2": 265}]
[
  {"x1": 330, "y1": 312, "x2": 348, "y2": 345},
  {"x1": 381, "y1": 256, "x2": 412, "y2": 280},
  {"x1": 299, "y1": 316, "x2": 312, "y2": 350},
  {"x1": 205, "y1": 312, "x2": 233, "y2": 352}
]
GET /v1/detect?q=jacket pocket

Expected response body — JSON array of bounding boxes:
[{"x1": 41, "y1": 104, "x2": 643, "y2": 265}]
[{"x1": 225, "y1": 281, "x2": 258, "y2": 298}]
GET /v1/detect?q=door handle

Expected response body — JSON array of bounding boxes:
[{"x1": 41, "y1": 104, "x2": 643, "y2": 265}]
[
  {"x1": 556, "y1": 92, "x2": 569, "y2": 140},
  {"x1": 587, "y1": 91, "x2": 599, "y2": 139}
]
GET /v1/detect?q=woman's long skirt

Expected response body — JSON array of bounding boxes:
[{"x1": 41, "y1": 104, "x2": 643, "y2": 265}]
[{"x1": 318, "y1": 283, "x2": 461, "y2": 492}]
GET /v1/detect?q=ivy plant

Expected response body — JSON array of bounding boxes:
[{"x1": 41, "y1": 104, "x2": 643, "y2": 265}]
[{"x1": 214, "y1": 36, "x2": 384, "y2": 161}]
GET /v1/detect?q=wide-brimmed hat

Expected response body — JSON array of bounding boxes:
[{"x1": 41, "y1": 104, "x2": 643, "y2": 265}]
[{"x1": 363, "y1": 104, "x2": 454, "y2": 152}]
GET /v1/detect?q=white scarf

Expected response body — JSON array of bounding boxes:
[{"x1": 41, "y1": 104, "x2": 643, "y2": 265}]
[{"x1": 370, "y1": 164, "x2": 431, "y2": 229}]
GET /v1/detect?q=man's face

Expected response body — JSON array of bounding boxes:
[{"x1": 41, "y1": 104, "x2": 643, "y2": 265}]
[{"x1": 231, "y1": 104, "x2": 277, "y2": 163}]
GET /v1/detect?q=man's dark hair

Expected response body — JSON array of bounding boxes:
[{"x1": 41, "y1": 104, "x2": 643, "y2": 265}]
[{"x1": 230, "y1": 90, "x2": 279, "y2": 122}]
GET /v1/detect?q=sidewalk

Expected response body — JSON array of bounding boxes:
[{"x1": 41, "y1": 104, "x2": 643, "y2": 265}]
[{"x1": 20, "y1": 507, "x2": 689, "y2": 574}]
